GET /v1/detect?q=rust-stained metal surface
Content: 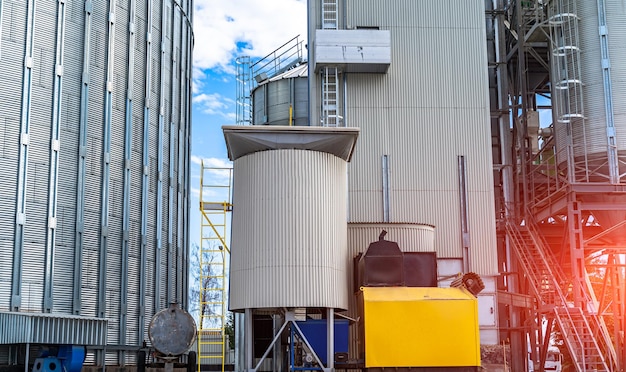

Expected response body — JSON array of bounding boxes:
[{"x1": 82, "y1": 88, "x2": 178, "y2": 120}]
[{"x1": 148, "y1": 303, "x2": 197, "y2": 356}]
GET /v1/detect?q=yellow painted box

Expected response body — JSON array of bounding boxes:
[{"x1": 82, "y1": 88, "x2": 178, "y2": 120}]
[{"x1": 358, "y1": 286, "x2": 481, "y2": 368}]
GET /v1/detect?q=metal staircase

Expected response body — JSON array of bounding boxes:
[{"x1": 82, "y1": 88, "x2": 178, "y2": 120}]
[
  {"x1": 505, "y1": 216, "x2": 617, "y2": 371},
  {"x1": 198, "y1": 162, "x2": 233, "y2": 372}
]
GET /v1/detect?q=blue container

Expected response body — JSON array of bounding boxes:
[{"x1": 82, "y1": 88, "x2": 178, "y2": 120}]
[{"x1": 295, "y1": 319, "x2": 349, "y2": 365}]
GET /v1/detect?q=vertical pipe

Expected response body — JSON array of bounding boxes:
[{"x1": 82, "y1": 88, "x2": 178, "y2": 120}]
[
  {"x1": 24, "y1": 343, "x2": 29, "y2": 372},
  {"x1": 168, "y1": 125, "x2": 175, "y2": 305},
  {"x1": 494, "y1": 0, "x2": 513, "y2": 216},
  {"x1": 176, "y1": 4, "x2": 185, "y2": 302},
  {"x1": 158, "y1": 0, "x2": 169, "y2": 306},
  {"x1": 138, "y1": 0, "x2": 157, "y2": 341},
  {"x1": 234, "y1": 312, "x2": 245, "y2": 372},
  {"x1": 458, "y1": 155, "x2": 470, "y2": 272},
  {"x1": 381, "y1": 155, "x2": 390, "y2": 223},
  {"x1": 74, "y1": 0, "x2": 93, "y2": 316},
  {"x1": 245, "y1": 309, "x2": 254, "y2": 371},
  {"x1": 12, "y1": 0, "x2": 36, "y2": 312},
  {"x1": 596, "y1": 0, "x2": 618, "y2": 183},
  {"x1": 182, "y1": 15, "x2": 192, "y2": 309},
  {"x1": 169, "y1": 3, "x2": 179, "y2": 304},
  {"x1": 142, "y1": 0, "x2": 155, "y2": 314},
  {"x1": 342, "y1": 73, "x2": 347, "y2": 127},
  {"x1": 99, "y1": 0, "x2": 117, "y2": 320},
  {"x1": 121, "y1": 0, "x2": 137, "y2": 352},
  {"x1": 43, "y1": 0, "x2": 66, "y2": 313},
  {"x1": 327, "y1": 308, "x2": 334, "y2": 371},
  {"x1": 516, "y1": 0, "x2": 529, "y2": 213}
]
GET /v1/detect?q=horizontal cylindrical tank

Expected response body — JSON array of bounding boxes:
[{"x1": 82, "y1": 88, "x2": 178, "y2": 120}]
[
  {"x1": 229, "y1": 149, "x2": 349, "y2": 310},
  {"x1": 0, "y1": 0, "x2": 193, "y2": 364},
  {"x1": 553, "y1": 0, "x2": 626, "y2": 178},
  {"x1": 252, "y1": 64, "x2": 308, "y2": 126}
]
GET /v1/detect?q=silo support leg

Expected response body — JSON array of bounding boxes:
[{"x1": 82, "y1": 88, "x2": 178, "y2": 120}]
[{"x1": 327, "y1": 308, "x2": 334, "y2": 372}]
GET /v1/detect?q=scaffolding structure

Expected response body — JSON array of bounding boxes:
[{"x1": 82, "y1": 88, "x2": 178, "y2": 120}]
[
  {"x1": 488, "y1": 0, "x2": 625, "y2": 370},
  {"x1": 198, "y1": 162, "x2": 233, "y2": 372}
]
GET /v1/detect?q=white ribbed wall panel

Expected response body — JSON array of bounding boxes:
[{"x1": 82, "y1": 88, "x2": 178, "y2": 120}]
[
  {"x1": 347, "y1": 223, "x2": 435, "y2": 255},
  {"x1": 310, "y1": 0, "x2": 498, "y2": 275},
  {"x1": 230, "y1": 149, "x2": 349, "y2": 310}
]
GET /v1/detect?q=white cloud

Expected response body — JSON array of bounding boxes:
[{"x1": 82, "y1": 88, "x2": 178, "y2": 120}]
[
  {"x1": 190, "y1": 156, "x2": 232, "y2": 169},
  {"x1": 193, "y1": 92, "x2": 235, "y2": 117},
  {"x1": 193, "y1": 0, "x2": 307, "y2": 72}
]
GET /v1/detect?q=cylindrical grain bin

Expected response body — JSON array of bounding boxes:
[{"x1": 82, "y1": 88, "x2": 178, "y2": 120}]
[
  {"x1": 252, "y1": 64, "x2": 308, "y2": 126},
  {"x1": 0, "y1": 0, "x2": 193, "y2": 364},
  {"x1": 223, "y1": 126, "x2": 359, "y2": 311},
  {"x1": 551, "y1": 0, "x2": 626, "y2": 180}
]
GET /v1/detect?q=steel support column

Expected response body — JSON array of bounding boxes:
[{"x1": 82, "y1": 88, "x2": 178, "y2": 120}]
[
  {"x1": 43, "y1": 0, "x2": 66, "y2": 314},
  {"x1": 74, "y1": 0, "x2": 93, "y2": 316},
  {"x1": 11, "y1": 0, "x2": 36, "y2": 312}
]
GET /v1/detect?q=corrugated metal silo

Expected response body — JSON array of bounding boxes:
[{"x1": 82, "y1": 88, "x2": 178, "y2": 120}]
[
  {"x1": 552, "y1": 0, "x2": 626, "y2": 180},
  {"x1": 223, "y1": 126, "x2": 359, "y2": 311},
  {"x1": 0, "y1": 0, "x2": 193, "y2": 364},
  {"x1": 252, "y1": 64, "x2": 308, "y2": 126}
]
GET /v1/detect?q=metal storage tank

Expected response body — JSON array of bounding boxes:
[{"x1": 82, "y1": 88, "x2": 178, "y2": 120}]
[
  {"x1": 0, "y1": 0, "x2": 193, "y2": 364},
  {"x1": 223, "y1": 126, "x2": 359, "y2": 311},
  {"x1": 252, "y1": 63, "x2": 308, "y2": 126},
  {"x1": 552, "y1": 0, "x2": 626, "y2": 180}
]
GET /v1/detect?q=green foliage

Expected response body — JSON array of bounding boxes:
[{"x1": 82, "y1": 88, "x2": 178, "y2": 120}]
[{"x1": 224, "y1": 312, "x2": 235, "y2": 350}]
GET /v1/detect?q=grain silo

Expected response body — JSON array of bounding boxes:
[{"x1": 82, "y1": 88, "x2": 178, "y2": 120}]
[
  {"x1": 223, "y1": 125, "x2": 358, "y2": 371},
  {"x1": 550, "y1": 0, "x2": 626, "y2": 183},
  {"x1": 252, "y1": 63, "x2": 308, "y2": 126},
  {"x1": 0, "y1": 0, "x2": 193, "y2": 366}
]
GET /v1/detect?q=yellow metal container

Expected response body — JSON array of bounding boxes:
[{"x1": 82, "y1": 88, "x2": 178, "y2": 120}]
[{"x1": 359, "y1": 287, "x2": 481, "y2": 368}]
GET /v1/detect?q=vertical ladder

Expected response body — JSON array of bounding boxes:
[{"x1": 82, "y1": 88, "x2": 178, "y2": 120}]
[
  {"x1": 236, "y1": 56, "x2": 252, "y2": 125},
  {"x1": 198, "y1": 162, "x2": 233, "y2": 372},
  {"x1": 322, "y1": 0, "x2": 338, "y2": 29},
  {"x1": 321, "y1": 67, "x2": 340, "y2": 127},
  {"x1": 505, "y1": 216, "x2": 617, "y2": 371},
  {"x1": 320, "y1": 0, "x2": 341, "y2": 127}
]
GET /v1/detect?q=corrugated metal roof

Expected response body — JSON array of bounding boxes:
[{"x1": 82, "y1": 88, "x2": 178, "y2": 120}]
[
  {"x1": 0, "y1": 312, "x2": 108, "y2": 345},
  {"x1": 265, "y1": 63, "x2": 308, "y2": 82}
]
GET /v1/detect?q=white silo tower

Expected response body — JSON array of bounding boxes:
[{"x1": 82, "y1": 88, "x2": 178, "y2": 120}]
[
  {"x1": 0, "y1": 0, "x2": 193, "y2": 367},
  {"x1": 224, "y1": 125, "x2": 358, "y2": 371}
]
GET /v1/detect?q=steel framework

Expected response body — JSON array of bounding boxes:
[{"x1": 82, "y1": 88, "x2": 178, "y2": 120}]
[{"x1": 489, "y1": 0, "x2": 626, "y2": 370}]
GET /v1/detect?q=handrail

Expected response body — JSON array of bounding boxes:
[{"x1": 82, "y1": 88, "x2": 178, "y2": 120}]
[{"x1": 504, "y1": 214, "x2": 613, "y2": 370}]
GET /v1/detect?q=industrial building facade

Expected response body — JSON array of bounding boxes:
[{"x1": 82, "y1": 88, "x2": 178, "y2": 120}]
[
  {"x1": 307, "y1": 0, "x2": 500, "y2": 344},
  {"x1": 223, "y1": 0, "x2": 626, "y2": 371},
  {"x1": 0, "y1": 0, "x2": 193, "y2": 365}
]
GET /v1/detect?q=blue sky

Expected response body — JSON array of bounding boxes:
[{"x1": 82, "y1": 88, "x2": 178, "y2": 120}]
[{"x1": 189, "y1": 0, "x2": 308, "y2": 249}]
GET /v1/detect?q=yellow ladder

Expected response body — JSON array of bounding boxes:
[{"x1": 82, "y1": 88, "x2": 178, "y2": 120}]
[{"x1": 198, "y1": 162, "x2": 232, "y2": 372}]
